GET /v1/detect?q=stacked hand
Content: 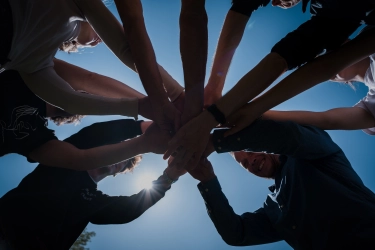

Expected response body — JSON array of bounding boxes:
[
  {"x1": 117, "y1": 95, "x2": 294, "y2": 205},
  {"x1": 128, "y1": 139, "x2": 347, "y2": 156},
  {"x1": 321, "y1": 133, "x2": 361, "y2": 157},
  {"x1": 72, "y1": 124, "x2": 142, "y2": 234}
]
[
  {"x1": 164, "y1": 111, "x2": 217, "y2": 170},
  {"x1": 143, "y1": 122, "x2": 172, "y2": 154},
  {"x1": 224, "y1": 102, "x2": 262, "y2": 137},
  {"x1": 152, "y1": 100, "x2": 182, "y2": 134}
]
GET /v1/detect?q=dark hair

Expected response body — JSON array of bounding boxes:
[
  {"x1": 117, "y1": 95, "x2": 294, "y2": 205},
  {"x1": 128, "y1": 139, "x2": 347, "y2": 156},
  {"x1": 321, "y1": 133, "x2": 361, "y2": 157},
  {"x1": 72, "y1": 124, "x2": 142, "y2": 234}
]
[{"x1": 120, "y1": 155, "x2": 143, "y2": 174}]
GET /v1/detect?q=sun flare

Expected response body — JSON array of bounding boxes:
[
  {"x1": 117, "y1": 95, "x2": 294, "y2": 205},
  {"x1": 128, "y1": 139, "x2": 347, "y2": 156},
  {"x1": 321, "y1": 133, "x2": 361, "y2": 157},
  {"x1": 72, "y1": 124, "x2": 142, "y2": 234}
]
[{"x1": 135, "y1": 173, "x2": 157, "y2": 190}]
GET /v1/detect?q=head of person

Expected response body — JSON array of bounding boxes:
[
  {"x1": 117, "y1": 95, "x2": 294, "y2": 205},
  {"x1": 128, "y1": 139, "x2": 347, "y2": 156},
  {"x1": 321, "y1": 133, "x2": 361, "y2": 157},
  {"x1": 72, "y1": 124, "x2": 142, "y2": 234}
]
[
  {"x1": 230, "y1": 151, "x2": 280, "y2": 179},
  {"x1": 271, "y1": 0, "x2": 301, "y2": 9},
  {"x1": 102, "y1": 155, "x2": 142, "y2": 178},
  {"x1": 59, "y1": 21, "x2": 102, "y2": 53}
]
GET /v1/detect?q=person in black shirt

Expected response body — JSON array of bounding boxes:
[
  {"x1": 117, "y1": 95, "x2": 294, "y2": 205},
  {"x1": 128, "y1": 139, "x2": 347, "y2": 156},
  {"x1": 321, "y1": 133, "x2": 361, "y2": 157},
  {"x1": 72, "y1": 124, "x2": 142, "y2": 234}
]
[
  {"x1": 189, "y1": 118, "x2": 375, "y2": 249},
  {"x1": 165, "y1": 0, "x2": 375, "y2": 170},
  {"x1": 0, "y1": 119, "x2": 184, "y2": 249}
]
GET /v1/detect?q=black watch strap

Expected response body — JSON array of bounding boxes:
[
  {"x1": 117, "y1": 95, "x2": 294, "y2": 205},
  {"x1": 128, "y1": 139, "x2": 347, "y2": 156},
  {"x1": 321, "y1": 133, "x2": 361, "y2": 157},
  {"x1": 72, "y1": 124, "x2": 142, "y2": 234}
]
[{"x1": 206, "y1": 104, "x2": 226, "y2": 125}]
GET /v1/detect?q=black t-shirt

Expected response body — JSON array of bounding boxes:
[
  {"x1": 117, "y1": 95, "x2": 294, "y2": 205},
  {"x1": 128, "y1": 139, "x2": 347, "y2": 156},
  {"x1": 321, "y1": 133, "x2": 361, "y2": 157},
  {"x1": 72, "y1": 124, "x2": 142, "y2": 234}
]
[
  {"x1": 0, "y1": 70, "x2": 57, "y2": 159},
  {"x1": 230, "y1": 0, "x2": 375, "y2": 69},
  {"x1": 0, "y1": 119, "x2": 169, "y2": 249}
]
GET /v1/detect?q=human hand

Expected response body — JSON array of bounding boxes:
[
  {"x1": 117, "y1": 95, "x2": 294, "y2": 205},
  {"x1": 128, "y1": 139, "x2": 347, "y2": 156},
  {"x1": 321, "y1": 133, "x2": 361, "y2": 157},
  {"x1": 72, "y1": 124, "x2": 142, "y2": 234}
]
[
  {"x1": 164, "y1": 157, "x2": 188, "y2": 180},
  {"x1": 164, "y1": 111, "x2": 218, "y2": 170},
  {"x1": 188, "y1": 158, "x2": 216, "y2": 183},
  {"x1": 224, "y1": 103, "x2": 262, "y2": 137},
  {"x1": 143, "y1": 122, "x2": 172, "y2": 154},
  {"x1": 153, "y1": 101, "x2": 182, "y2": 133}
]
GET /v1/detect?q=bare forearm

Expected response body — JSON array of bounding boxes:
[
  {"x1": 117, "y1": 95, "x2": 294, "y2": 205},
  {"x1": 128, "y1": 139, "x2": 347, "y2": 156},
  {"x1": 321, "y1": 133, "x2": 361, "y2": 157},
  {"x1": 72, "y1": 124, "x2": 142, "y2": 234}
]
[
  {"x1": 180, "y1": 0, "x2": 208, "y2": 117},
  {"x1": 22, "y1": 68, "x2": 138, "y2": 117},
  {"x1": 206, "y1": 10, "x2": 249, "y2": 95},
  {"x1": 115, "y1": 0, "x2": 168, "y2": 103},
  {"x1": 29, "y1": 136, "x2": 149, "y2": 171},
  {"x1": 248, "y1": 30, "x2": 375, "y2": 117},
  {"x1": 216, "y1": 52, "x2": 287, "y2": 117},
  {"x1": 54, "y1": 58, "x2": 145, "y2": 99},
  {"x1": 264, "y1": 107, "x2": 375, "y2": 130}
]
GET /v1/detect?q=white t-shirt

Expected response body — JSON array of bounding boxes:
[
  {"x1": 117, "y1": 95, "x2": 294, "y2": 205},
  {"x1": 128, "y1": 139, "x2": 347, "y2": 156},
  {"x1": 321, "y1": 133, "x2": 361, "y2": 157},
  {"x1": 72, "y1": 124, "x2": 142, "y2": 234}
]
[
  {"x1": 5, "y1": 0, "x2": 84, "y2": 73},
  {"x1": 354, "y1": 53, "x2": 375, "y2": 135}
]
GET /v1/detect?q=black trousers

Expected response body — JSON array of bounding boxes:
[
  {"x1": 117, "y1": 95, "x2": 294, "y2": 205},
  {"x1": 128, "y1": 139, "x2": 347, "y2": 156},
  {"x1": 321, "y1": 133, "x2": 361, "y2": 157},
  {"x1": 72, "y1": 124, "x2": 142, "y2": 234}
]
[{"x1": 0, "y1": 0, "x2": 13, "y2": 66}]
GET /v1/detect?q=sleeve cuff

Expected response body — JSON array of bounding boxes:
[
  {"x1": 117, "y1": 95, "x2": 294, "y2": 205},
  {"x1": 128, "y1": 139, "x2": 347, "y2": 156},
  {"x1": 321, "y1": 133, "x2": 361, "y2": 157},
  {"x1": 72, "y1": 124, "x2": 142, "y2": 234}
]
[{"x1": 122, "y1": 97, "x2": 139, "y2": 120}]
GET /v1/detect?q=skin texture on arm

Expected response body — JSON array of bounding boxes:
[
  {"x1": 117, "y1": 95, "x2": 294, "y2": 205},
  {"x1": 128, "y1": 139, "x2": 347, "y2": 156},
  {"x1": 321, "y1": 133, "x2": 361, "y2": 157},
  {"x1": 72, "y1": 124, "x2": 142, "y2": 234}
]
[
  {"x1": 113, "y1": 0, "x2": 180, "y2": 131},
  {"x1": 53, "y1": 58, "x2": 145, "y2": 99},
  {"x1": 263, "y1": 107, "x2": 375, "y2": 130},
  {"x1": 28, "y1": 120, "x2": 170, "y2": 170},
  {"x1": 21, "y1": 68, "x2": 138, "y2": 117},
  {"x1": 179, "y1": 0, "x2": 208, "y2": 123},
  {"x1": 204, "y1": 10, "x2": 250, "y2": 107}
]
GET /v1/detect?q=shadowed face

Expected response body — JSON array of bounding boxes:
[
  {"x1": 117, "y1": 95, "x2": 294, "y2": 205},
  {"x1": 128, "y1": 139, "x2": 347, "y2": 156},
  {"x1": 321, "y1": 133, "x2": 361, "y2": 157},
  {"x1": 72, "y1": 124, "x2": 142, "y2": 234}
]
[
  {"x1": 271, "y1": 0, "x2": 301, "y2": 9},
  {"x1": 233, "y1": 151, "x2": 280, "y2": 178}
]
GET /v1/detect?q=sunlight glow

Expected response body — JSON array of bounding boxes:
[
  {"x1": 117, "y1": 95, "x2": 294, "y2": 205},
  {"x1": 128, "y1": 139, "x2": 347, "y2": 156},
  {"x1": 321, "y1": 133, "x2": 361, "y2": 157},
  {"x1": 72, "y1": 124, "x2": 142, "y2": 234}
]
[{"x1": 135, "y1": 173, "x2": 157, "y2": 190}]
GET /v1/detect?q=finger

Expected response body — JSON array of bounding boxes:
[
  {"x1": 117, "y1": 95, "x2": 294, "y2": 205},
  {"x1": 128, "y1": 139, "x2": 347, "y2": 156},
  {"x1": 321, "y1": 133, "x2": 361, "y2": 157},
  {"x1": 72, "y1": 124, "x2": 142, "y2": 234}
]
[
  {"x1": 164, "y1": 144, "x2": 180, "y2": 160},
  {"x1": 174, "y1": 113, "x2": 181, "y2": 132}
]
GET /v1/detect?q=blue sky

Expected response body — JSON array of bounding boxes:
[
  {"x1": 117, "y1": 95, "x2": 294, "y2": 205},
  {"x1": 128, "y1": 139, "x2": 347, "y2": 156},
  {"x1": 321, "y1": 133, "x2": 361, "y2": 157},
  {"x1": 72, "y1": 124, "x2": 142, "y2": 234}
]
[{"x1": 1, "y1": 1, "x2": 375, "y2": 250}]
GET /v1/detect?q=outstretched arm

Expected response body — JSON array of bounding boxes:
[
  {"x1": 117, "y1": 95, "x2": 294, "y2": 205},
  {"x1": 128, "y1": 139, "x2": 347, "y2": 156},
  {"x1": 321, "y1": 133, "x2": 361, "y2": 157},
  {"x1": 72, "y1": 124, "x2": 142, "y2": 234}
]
[
  {"x1": 28, "y1": 119, "x2": 170, "y2": 170},
  {"x1": 190, "y1": 160, "x2": 281, "y2": 246},
  {"x1": 53, "y1": 58, "x2": 145, "y2": 99},
  {"x1": 263, "y1": 107, "x2": 375, "y2": 130},
  {"x1": 21, "y1": 68, "x2": 139, "y2": 118},
  {"x1": 244, "y1": 29, "x2": 375, "y2": 124},
  {"x1": 179, "y1": 0, "x2": 208, "y2": 123}
]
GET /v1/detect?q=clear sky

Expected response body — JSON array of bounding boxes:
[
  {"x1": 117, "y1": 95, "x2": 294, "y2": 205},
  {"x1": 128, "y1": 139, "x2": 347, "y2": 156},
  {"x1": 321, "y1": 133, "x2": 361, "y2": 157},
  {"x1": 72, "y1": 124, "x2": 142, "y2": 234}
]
[{"x1": 1, "y1": 1, "x2": 375, "y2": 250}]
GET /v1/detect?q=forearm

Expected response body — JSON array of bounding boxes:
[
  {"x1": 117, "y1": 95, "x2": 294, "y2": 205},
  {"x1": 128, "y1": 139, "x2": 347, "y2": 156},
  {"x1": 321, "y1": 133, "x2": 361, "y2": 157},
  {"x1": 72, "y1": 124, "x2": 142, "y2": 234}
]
[
  {"x1": 21, "y1": 68, "x2": 138, "y2": 118},
  {"x1": 180, "y1": 0, "x2": 208, "y2": 118},
  {"x1": 249, "y1": 29, "x2": 375, "y2": 117},
  {"x1": 215, "y1": 52, "x2": 287, "y2": 118},
  {"x1": 115, "y1": 0, "x2": 168, "y2": 104},
  {"x1": 205, "y1": 10, "x2": 249, "y2": 96},
  {"x1": 265, "y1": 107, "x2": 375, "y2": 130},
  {"x1": 54, "y1": 59, "x2": 145, "y2": 99},
  {"x1": 90, "y1": 177, "x2": 170, "y2": 224},
  {"x1": 30, "y1": 135, "x2": 149, "y2": 170},
  {"x1": 157, "y1": 65, "x2": 184, "y2": 102},
  {"x1": 198, "y1": 177, "x2": 278, "y2": 246}
]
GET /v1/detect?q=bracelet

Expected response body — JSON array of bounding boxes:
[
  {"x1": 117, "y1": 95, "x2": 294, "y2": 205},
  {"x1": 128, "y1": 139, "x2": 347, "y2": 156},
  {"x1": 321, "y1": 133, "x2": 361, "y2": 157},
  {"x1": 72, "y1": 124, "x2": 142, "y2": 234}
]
[{"x1": 206, "y1": 104, "x2": 226, "y2": 125}]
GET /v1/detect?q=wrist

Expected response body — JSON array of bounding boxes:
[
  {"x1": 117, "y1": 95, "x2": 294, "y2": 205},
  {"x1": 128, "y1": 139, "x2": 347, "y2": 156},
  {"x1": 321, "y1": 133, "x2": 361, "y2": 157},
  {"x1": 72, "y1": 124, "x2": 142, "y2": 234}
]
[{"x1": 200, "y1": 174, "x2": 216, "y2": 184}]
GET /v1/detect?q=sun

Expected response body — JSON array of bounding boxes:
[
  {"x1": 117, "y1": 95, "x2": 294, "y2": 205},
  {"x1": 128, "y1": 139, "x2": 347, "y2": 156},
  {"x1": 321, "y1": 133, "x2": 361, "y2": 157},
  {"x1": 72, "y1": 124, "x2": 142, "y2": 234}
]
[{"x1": 135, "y1": 172, "x2": 158, "y2": 190}]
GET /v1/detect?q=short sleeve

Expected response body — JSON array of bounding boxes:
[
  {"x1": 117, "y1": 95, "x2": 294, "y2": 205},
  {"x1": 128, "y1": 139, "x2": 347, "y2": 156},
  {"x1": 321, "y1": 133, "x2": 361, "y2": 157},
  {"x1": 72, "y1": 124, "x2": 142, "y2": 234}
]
[
  {"x1": 354, "y1": 88, "x2": 375, "y2": 135},
  {"x1": 230, "y1": 0, "x2": 270, "y2": 17},
  {"x1": 0, "y1": 70, "x2": 58, "y2": 160},
  {"x1": 271, "y1": 16, "x2": 361, "y2": 70}
]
